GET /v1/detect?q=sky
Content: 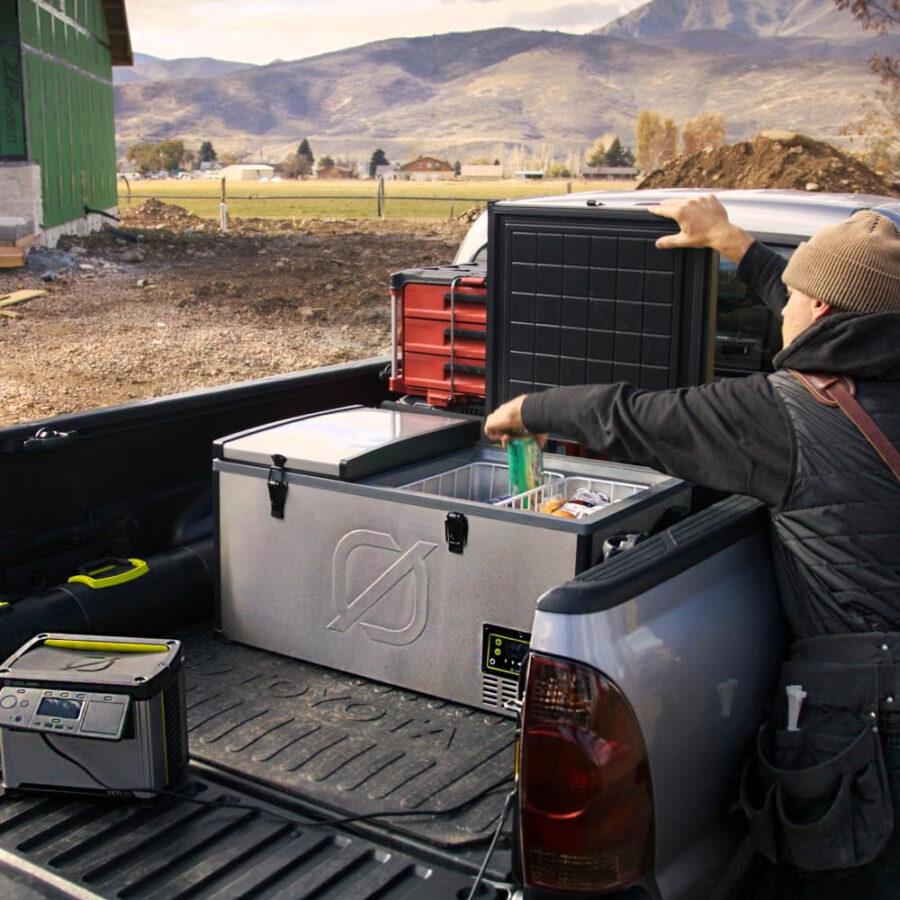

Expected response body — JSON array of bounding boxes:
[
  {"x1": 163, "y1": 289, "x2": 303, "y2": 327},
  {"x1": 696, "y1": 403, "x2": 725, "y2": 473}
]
[{"x1": 125, "y1": 0, "x2": 650, "y2": 65}]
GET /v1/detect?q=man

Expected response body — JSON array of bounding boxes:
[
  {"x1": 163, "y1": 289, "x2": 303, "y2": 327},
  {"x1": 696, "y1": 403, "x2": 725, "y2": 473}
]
[{"x1": 485, "y1": 196, "x2": 900, "y2": 896}]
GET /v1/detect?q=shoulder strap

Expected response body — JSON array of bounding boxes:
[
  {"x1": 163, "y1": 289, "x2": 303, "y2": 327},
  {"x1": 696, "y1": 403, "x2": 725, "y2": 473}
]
[{"x1": 789, "y1": 369, "x2": 900, "y2": 482}]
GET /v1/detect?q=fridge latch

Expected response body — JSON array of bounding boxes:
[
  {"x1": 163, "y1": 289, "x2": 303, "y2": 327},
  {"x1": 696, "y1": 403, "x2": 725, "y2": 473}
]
[
  {"x1": 267, "y1": 454, "x2": 288, "y2": 519},
  {"x1": 445, "y1": 512, "x2": 468, "y2": 554}
]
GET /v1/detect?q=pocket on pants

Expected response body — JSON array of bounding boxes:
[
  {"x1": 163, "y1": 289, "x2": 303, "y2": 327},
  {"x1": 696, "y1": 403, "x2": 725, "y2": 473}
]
[{"x1": 740, "y1": 721, "x2": 893, "y2": 871}]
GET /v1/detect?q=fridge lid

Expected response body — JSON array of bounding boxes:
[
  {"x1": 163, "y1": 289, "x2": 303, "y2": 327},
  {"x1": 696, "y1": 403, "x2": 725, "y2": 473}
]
[
  {"x1": 218, "y1": 405, "x2": 480, "y2": 479},
  {"x1": 485, "y1": 203, "x2": 717, "y2": 412}
]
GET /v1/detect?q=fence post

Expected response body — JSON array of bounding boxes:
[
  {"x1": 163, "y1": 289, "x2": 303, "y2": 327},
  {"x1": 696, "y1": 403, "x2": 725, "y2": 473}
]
[
  {"x1": 377, "y1": 177, "x2": 385, "y2": 218},
  {"x1": 449, "y1": 199, "x2": 455, "y2": 220},
  {"x1": 219, "y1": 177, "x2": 228, "y2": 232}
]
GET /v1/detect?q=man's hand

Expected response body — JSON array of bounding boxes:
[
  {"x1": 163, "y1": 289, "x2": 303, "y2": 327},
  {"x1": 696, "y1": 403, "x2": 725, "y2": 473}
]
[
  {"x1": 484, "y1": 394, "x2": 546, "y2": 447},
  {"x1": 648, "y1": 194, "x2": 754, "y2": 265}
]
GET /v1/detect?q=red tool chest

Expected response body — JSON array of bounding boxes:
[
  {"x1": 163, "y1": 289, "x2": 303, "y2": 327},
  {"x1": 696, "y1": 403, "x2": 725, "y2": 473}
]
[{"x1": 388, "y1": 264, "x2": 487, "y2": 407}]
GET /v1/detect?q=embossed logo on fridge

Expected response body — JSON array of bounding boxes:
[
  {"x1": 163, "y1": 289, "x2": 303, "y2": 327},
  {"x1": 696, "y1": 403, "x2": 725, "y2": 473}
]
[{"x1": 329, "y1": 530, "x2": 437, "y2": 644}]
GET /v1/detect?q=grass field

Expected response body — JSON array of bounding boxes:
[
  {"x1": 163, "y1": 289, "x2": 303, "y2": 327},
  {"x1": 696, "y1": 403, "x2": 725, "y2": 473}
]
[{"x1": 117, "y1": 177, "x2": 640, "y2": 219}]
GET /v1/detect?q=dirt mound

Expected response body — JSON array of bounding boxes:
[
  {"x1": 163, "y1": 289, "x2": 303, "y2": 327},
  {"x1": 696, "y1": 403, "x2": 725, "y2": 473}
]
[
  {"x1": 122, "y1": 197, "x2": 204, "y2": 229},
  {"x1": 638, "y1": 133, "x2": 899, "y2": 196}
]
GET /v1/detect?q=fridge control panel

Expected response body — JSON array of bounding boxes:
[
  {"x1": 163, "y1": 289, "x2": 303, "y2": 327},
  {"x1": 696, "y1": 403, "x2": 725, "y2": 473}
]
[{"x1": 482, "y1": 624, "x2": 530, "y2": 681}]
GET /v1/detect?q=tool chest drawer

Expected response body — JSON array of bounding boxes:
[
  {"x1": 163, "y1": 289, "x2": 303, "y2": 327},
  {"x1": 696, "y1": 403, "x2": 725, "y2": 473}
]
[
  {"x1": 401, "y1": 351, "x2": 486, "y2": 398},
  {"x1": 403, "y1": 317, "x2": 487, "y2": 359}
]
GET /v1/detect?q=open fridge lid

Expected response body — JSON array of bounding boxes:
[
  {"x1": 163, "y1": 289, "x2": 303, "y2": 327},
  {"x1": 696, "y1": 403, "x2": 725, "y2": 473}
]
[
  {"x1": 216, "y1": 405, "x2": 481, "y2": 480},
  {"x1": 485, "y1": 202, "x2": 717, "y2": 411}
]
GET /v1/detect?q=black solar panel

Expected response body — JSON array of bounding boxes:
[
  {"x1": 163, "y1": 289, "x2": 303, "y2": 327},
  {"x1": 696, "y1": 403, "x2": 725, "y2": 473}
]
[{"x1": 486, "y1": 204, "x2": 716, "y2": 409}]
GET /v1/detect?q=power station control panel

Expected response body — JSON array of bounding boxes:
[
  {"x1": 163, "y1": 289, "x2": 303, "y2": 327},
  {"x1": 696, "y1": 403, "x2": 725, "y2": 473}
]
[{"x1": 0, "y1": 687, "x2": 130, "y2": 740}]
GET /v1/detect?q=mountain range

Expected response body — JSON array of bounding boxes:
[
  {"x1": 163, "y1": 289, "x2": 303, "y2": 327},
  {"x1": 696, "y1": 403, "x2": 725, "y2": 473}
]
[{"x1": 113, "y1": 0, "x2": 897, "y2": 166}]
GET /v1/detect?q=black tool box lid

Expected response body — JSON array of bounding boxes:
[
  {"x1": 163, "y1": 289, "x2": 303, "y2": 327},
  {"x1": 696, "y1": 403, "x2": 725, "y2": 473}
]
[
  {"x1": 216, "y1": 405, "x2": 481, "y2": 480},
  {"x1": 485, "y1": 201, "x2": 716, "y2": 410},
  {"x1": 390, "y1": 263, "x2": 486, "y2": 291}
]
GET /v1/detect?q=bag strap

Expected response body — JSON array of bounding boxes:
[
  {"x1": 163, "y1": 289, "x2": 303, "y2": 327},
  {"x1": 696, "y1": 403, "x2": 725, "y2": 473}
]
[{"x1": 789, "y1": 369, "x2": 900, "y2": 482}]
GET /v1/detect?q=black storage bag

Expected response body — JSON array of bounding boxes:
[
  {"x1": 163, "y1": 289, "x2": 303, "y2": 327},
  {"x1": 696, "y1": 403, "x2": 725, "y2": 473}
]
[{"x1": 740, "y1": 658, "x2": 894, "y2": 871}]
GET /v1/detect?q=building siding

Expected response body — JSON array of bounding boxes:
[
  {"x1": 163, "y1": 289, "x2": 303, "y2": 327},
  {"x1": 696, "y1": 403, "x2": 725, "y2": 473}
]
[{"x1": 14, "y1": 0, "x2": 116, "y2": 229}]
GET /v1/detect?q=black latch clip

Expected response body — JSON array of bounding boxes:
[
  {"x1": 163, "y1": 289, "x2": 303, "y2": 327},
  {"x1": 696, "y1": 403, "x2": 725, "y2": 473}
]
[
  {"x1": 445, "y1": 512, "x2": 468, "y2": 554},
  {"x1": 267, "y1": 454, "x2": 288, "y2": 519}
]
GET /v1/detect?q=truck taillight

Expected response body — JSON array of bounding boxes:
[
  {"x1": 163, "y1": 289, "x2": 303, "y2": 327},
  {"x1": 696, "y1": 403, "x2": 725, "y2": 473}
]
[{"x1": 519, "y1": 654, "x2": 653, "y2": 894}]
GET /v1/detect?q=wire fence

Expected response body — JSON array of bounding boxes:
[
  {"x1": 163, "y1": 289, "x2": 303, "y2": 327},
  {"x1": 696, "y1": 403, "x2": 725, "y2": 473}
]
[{"x1": 116, "y1": 175, "x2": 588, "y2": 223}]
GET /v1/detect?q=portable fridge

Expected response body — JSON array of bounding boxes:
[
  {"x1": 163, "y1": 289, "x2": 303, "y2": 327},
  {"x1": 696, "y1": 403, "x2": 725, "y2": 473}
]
[
  {"x1": 214, "y1": 406, "x2": 690, "y2": 714},
  {"x1": 215, "y1": 203, "x2": 715, "y2": 715}
]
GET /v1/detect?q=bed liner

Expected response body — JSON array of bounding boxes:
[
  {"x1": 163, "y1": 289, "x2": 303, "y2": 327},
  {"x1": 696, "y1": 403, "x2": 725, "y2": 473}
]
[{"x1": 182, "y1": 626, "x2": 515, "y2": 848}]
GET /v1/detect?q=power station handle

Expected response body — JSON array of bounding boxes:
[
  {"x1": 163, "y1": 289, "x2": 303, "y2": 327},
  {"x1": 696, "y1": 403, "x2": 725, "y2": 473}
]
[
  {"x1": 68, "y1": 557, "x2": 149, "y2": 589},
  {"x1": 43, "y1": 639, "x2": 169, "y2": 653}
]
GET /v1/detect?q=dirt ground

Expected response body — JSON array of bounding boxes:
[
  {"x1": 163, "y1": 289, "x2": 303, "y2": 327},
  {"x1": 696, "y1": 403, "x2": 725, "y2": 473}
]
[{"x1": 0, "y1": 201, "x2": 473, "y2": 425}]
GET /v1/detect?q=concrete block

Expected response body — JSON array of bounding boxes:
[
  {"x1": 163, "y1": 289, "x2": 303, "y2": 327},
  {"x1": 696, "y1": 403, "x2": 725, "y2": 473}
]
[{"x1": 0, "y1": 217, "x2": 35, "y2": 241}]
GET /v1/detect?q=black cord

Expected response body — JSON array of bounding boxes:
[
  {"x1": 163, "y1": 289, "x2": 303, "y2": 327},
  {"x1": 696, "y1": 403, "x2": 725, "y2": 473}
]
[
  {"x1": 466, "y1": 788, "x2": 516, "y2": 900},
  {"x1": 38, "y1": 732, "x2": 109, "y2": 789},
  {"x1": 36, "y1": 732, "x2": 512, "y2": 829}
]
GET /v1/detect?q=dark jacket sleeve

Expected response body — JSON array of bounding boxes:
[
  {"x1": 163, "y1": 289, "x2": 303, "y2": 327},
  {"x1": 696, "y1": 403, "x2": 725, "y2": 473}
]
[
  {"x1": 737, "y1": 240, "x2": 789, "y2": 318},
  {"x1": 521, "y1": 375, "x2": 793, "y2": 507}
]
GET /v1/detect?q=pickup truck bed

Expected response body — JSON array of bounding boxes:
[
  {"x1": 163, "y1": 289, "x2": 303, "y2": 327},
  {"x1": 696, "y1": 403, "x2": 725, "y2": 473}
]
[{"x1": 0, "y1": 626, "x2": 515, "y2": 899}]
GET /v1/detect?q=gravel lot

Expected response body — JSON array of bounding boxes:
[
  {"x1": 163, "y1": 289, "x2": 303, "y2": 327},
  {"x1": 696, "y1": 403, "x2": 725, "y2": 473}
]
[{"x1": 0, "y1": 201, "x2": 472, "y2": 425}]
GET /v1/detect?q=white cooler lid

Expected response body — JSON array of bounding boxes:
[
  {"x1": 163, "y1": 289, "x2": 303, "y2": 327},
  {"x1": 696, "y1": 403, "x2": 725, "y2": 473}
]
[{"x1": 218, "y1": 406, "x2": 479, "y2": 479}]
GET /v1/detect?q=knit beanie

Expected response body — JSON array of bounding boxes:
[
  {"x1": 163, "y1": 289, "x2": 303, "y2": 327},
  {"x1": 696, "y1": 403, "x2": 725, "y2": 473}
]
[{"x1": 781, "y1": 210, "x2": 900, "y2": 313}]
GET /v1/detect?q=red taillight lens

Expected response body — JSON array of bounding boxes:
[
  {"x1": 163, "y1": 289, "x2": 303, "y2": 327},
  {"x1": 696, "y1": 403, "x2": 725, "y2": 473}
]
[{"x1": 519, "y1": 654, "x2": 653, "y2": 893}]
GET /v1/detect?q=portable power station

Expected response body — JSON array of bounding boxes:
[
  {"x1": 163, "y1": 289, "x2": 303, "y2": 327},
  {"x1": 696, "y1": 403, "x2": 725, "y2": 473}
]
[{"x1": 0, "y1": 633, "x2": 188, "y2": 797}]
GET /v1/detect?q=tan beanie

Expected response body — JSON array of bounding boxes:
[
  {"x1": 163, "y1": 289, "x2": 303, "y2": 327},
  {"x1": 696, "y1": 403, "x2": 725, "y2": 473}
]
[{"x1": 781, "y1": 210, "x2": 900, "y2": 313}]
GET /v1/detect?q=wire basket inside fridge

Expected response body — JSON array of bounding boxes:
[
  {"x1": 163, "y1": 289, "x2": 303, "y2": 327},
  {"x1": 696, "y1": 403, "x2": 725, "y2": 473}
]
[
  {"x1": 399, "y1": 461, "x2": 563, "y2": 504},
  {"x1": 495, "y1": 476, "x2": 649, "y2": 517}
]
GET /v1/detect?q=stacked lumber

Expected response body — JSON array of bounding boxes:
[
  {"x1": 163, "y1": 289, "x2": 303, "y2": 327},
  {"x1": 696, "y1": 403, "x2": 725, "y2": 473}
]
[{"x1": 0, "y1": 218, "x2": 35, "y2": 268}]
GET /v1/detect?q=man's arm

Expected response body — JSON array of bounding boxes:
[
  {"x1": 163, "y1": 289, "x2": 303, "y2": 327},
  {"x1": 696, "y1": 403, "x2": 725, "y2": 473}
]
[
  {"x1": 517, "y1": 377, "x2": 793, "y2": 507},
  {"x1": 736, "y1": 241, "x2": 789, "y2": 318}
]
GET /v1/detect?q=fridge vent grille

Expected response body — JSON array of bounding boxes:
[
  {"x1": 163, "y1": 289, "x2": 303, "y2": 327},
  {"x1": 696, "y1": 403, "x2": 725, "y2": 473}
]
[{"x1": 482, "y1": 673, "x2": 519, "y2": 710}]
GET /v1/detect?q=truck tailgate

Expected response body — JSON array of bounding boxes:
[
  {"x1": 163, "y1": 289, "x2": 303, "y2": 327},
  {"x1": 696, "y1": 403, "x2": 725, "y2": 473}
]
[{"x1": 0, "y1": 772, "x2": 503, "y2": 899}]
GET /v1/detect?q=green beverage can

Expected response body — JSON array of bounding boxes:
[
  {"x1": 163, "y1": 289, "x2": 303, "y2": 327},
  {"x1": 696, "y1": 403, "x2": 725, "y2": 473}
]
[{"x1": 507, "y1": 435, "x2": 543, "y2": 503}]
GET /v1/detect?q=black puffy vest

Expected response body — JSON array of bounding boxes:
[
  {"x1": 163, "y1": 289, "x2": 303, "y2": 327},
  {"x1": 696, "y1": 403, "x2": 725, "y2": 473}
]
[{"x1": 768, "y1": 370, "x2": 900, "y2": 638}]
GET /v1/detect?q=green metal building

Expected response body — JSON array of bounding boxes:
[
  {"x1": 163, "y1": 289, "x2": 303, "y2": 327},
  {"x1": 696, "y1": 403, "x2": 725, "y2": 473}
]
[{"x1": 0, "y1": 0, "x2": 132, "y2": 247}]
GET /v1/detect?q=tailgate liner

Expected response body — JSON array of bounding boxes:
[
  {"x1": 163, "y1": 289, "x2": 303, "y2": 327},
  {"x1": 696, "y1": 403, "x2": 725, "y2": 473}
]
[
  {"x1": 182, "y1": 627, "x2": 515, "y2": 847},
  {"x1": 0, "y1": 773, "x2": 504, "y2": 899}
]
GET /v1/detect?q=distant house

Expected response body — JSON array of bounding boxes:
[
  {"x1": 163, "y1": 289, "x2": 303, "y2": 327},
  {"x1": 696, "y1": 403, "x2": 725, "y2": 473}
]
[
  {"x1": 316, "y1": 166, "x2": 352, "y2": 180},
  {"x1": 582, "y1": 166, "x2": 639, "y2": 181},
  {"x1": 400, "y1": 157, "x2": 455, "y2": 181},
  {"x1": 0, "y1": 0, "x2": 133, "y2": 252},
  {"x1": 514, "y1": 170, "x2": 545, "y2": 180},
  {"x1": 460, "y1": 165, "x2": 504, "y2": 180},
  {"x1": 220, "y1": 164, "x2": 275, "y2": 181}
]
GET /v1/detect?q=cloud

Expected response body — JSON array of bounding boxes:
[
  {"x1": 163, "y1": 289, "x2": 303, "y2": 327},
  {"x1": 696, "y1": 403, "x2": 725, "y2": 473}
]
[
  {"x1": 506, "y1": 1, "x2": 640, "y2": 30},
  {"x1": 125, "y1": 0, "x2": 647, "y2": 65}
]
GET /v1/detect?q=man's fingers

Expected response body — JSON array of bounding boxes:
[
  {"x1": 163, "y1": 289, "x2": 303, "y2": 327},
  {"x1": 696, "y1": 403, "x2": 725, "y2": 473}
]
[{"x1": 655, "y1": 233, "x2": 689, "y2": 250}]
